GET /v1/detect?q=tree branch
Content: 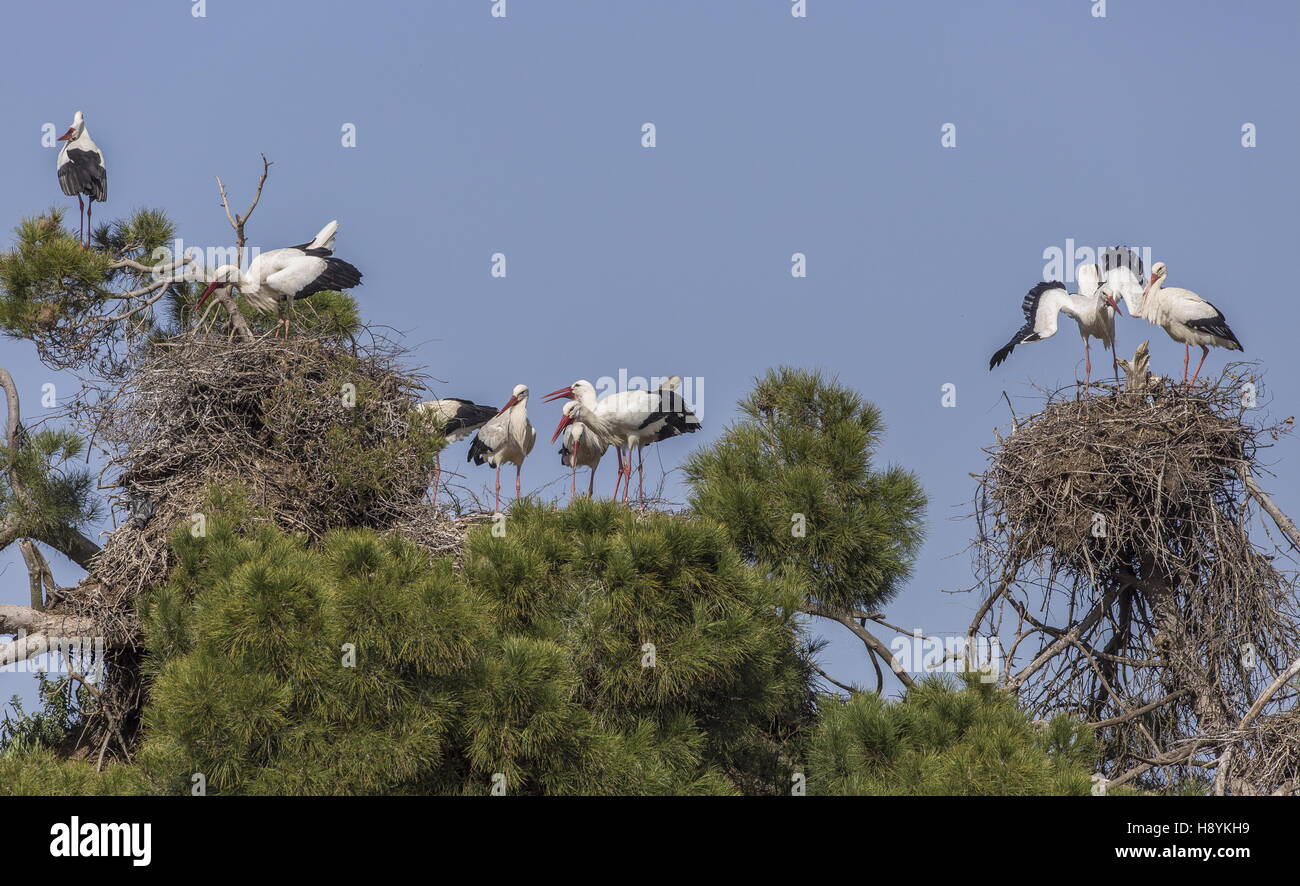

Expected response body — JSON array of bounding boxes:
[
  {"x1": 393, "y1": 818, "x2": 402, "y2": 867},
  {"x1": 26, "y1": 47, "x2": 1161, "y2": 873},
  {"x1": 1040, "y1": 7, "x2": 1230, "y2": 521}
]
[
  {"x1": 37, "y1": 525, "x2": 101, "y2": 570},
  {"x1": 211, "y1": 156, "x2": 271, "y2": 344},
  {"x1": 1005, "y1": 584, "x2": 1119, "y2": 692},
  {"x1": 0, "y1": 604, "x2": 97, "y2": 668},
  {"x1": 216, "y1": 154, "x2": 272, "y2": 254},
  {"x1": 1238, "y1": 655, "x2": 1300, "y2": 732},
  {"x1": 18, "y1": 539, "x2": 53, "y2": 610},
  {"x1": 802, "y1": 602, "x2": 915, "y2": 689},
  {"x1": 1243, "y1": 471, "x2": 1300, "y2": 553},
  {"x1": 1088, "y1": 690, "x2": 1189, "y2": 730}
]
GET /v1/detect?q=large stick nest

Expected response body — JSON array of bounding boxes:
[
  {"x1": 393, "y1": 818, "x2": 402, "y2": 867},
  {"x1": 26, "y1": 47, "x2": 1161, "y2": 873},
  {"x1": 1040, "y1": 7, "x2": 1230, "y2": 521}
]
[
  {"x1": 79, "y1": 331, "x2": 491, "y2": 610},
  {"x1": 55, "y1": 330, "x2": 482, "y2": 758},
  {"x1": 973, "y1": 360, "x2": 1300, "y2": 793}
]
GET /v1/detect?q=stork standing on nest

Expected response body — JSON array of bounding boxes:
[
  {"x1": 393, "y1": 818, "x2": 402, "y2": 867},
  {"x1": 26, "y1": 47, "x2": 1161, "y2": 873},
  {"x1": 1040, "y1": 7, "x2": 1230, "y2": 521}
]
[
  {"x1": 989, "y1": 263, "x2": 1121, "y2": 383},
  {"x1": 551, "y1": 399, "x2": 610, "y2": 501},
  {"x1": 467, "y1": 384, "x2": 536, "y2": 514},
  {"x1": 196, "y1": 220, "x2": 363, "y2": 337},
  {"x1": 1109, "y1": 260, "x2": 1243, "y2": 384},
  {"x1": 543, "y1": 376, "x2": 700, "y2": 504},
  {"x1": 55, "y1": 111, "x2": 107, "y2": 246},
  {"x1": 416, "y1": 397, "x2": 499, "y2": 507}
]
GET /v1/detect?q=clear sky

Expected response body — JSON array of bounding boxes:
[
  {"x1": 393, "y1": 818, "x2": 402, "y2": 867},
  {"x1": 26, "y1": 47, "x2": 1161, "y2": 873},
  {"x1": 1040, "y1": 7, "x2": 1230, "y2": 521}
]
[{"x1": 2, "y1": 1, "x2": 1298, "y2": 709}]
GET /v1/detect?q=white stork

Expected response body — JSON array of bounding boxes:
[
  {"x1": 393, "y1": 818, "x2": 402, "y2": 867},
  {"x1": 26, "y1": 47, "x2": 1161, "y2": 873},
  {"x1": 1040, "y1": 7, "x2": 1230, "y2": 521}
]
[
  {"x1": 551, "y1": 399, "x2": 609, "y2": 501},
  {"x1": 1114, "y1": 260, "x2": 1243, "y2": 383},
  {"x1": 543, "y1": 377, "x2": 700, "y2": 504},
  {"x1": 989, "y1": 264, "x2": 1121, "y2": 382},
  {"x1": 55, "y1": 111, "x2": 107, "y2": 246},
  {"x1": 416, "y1": 397, "x2": 499, "y2": 507},
  {"x1": 466, "y1": 384, "x2": 536, "y2": 514},
  {"x1": 197, "y1": 220, "x2": 363, "y2": 336}
]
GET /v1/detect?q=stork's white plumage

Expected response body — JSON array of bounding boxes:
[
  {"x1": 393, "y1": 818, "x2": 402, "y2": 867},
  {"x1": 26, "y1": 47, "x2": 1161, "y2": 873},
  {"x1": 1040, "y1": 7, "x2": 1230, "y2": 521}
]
[
  {"x1": 55, "y1": 111, "x2": 107, "y2": 246},
  {"x1": 1116, "y1": 261, "x2": 1243, "y2": 383},
  {"x1": 989, "y1": 264, "x2": 1120, "y2": 381},
  {"x1": 467, "y1": 384, "x2": 536, "y2": 514},
  {"x1": 543, "y1": 377, "x2": 700, "y2": 504},
  {"x1": 416, "y1": 397, "x2": 499, "y2": 506},
  {"x1": 197, "y1": 221, "x2": 363, "y2": 336},
  {"x1": 1100, "y1": 247, "x2": 1147, "y2": 317},
  {"x1": 551, "y1": 400, "x2": 609, "y2": 500}
]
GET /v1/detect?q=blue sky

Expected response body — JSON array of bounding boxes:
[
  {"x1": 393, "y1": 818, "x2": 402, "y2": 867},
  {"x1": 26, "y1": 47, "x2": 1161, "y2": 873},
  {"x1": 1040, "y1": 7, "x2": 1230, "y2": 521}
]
[{"x1": 2, "y1": 1, "x2": 1298, "y2": 708}]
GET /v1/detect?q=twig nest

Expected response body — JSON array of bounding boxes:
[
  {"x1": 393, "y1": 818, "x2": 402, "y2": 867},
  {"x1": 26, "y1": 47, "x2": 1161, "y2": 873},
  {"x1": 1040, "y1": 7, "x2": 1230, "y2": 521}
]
[
  {"x1": 985, "y1": 372, "x2": 1260, "y2": 578},
  {"x1": 85, "y1": 330, "x2": 445, "y2": 610}
]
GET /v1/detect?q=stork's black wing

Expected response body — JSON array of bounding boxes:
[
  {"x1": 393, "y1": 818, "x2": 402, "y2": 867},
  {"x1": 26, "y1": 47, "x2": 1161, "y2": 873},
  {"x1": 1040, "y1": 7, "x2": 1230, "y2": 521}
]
[
  {"x1": 1100, "y1": 246, "x2": 1144, "y2": 281},
  {"x1": 640, "y1": 390, "x2": 701, "y2": 441},
  {"x1": 442, "y1": 401, "x2": 498, "y2": 436},
  {"x1": 989, "y1": 281, "x2": 1062, "y2": 370},
  {"x1": 294, "y1": 258, "x2": 364, "y2": 300},
  {"x1": 59, "y1": 148, "x2": 107, "y2": 202},
  {"x1": 1185, "y1": 301, "x2": 1243, "y2": 350}
]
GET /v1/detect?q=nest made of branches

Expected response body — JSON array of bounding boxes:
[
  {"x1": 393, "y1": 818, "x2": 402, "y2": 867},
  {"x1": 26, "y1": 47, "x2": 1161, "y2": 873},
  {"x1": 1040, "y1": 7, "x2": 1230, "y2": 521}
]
[
  {"x1": 78, "y1": 330, "x2": 459, "y2": 609},
  {"x1": 987, "y1": 374, "x2": 1257, "y2": 575},
  {"x1": 48, "y1": 329, "x2": 490, "y2": 759},
  {"x1": 973, "y1": 361, "x2": 1300, "y2": 793}
]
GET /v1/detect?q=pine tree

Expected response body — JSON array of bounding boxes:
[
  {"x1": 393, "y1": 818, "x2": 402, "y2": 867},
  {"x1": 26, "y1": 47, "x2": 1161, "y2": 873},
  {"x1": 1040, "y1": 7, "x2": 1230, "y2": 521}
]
[
  {"x1": 684, "y1": 367, "x2": 927, "y2": 691},
  {"x1": 3, "y1": 492, "x2": 814, "y2": 796},
  {"x1": 685, "y1": 367, "x2": 926, "y2": 613},
  {"x1": 805, "y1": 677, "x2": 1118, "y2": 796}
]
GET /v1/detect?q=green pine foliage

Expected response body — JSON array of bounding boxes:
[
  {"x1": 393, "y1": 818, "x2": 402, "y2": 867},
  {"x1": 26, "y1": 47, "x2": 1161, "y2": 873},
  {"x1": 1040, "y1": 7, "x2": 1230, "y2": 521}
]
[
  {"x1": 0, "y1": 427, "x2": 100, "y2": 539},
  {"x1": 0, "y1": 749, "x2": 151, "y2": 796},
  {"x1": 63, "y1": 491, "x2": 814, "y2": 795},
  {"x1": 0, "y1": 677, "x2": 150, "y2": 796},
  {"x1": 273, "y1": 290, "x2": 362, "y2": 340},
  {"x1": 685, "y1": 367, "x2": 926, "y2": 612},
  {"x1": 457, "y1": 499, "x2": 813, "y2": 795},
  {"x1": 0, "y1": 211, "x2": 111, "y2": 336},
  {"x1": 806, "y1": 677, "x2": 1122, "y2": 796},
  {"x1": 0, "y1": 206, "x2": 360, "y2": 351}
]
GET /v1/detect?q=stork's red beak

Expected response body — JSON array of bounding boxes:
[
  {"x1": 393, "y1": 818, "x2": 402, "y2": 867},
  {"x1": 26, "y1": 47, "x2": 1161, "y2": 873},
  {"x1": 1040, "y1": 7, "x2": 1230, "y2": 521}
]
[
  {"x1": 550, "y1": 414, "x2": 573, "y2": 444},
  {"x1": 56, "y1": 128, "x2": 75, "y2": 142},
  {"x1": 1105, "y1": 295, "x2": 1121, "y2": 314},
  {"x1": 497, "y1": 396, "x2": 519, "y2": 415},
  {"x1": 196, "y1": 281, "x2": 222, "y2": 309},
  {"x1": 542, "y1": 385, "x2": 574, "y2": 402}
]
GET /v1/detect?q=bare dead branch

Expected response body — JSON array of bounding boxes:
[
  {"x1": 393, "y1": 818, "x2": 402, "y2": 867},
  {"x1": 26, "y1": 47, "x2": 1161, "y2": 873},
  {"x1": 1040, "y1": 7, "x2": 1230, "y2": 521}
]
[{"x1": 1243, "y1": 471, "x2": 1300, "y2": 553}]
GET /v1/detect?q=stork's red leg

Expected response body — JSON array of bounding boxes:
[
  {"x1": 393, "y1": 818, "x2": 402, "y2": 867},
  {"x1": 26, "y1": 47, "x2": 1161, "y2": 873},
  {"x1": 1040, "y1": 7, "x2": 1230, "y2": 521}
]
[
  {"x1": 588, "y1": 467, "x2": 595, "y2": 497},
  {"x1": 494, "y1": 464, "x2": 501, "y2": 514},
  {"x1": 1084, "y1": 339, "x2": 1091, "y2": 384},
  {"x1": 1183, "y1": 343, "x2": 1190, "y2": 383},
  {"x1": 637, "y1": 446, "x2": 645, "y2": 505},
  {"x1": 515, "y1": 463, "x2": 522, "y2": 500},
  {"x1": 77, "y1": 195, "x2": 84, "y2": 245},
  {"x1": 612, "y1": 449, "x2": 624, "y2": 500},
  {"x1": 1192, "y1": 346, "x2": 1209, "y2": 383},
  {"x1": 86, "y1": 199, "x2": 93, "y2": 246}
]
